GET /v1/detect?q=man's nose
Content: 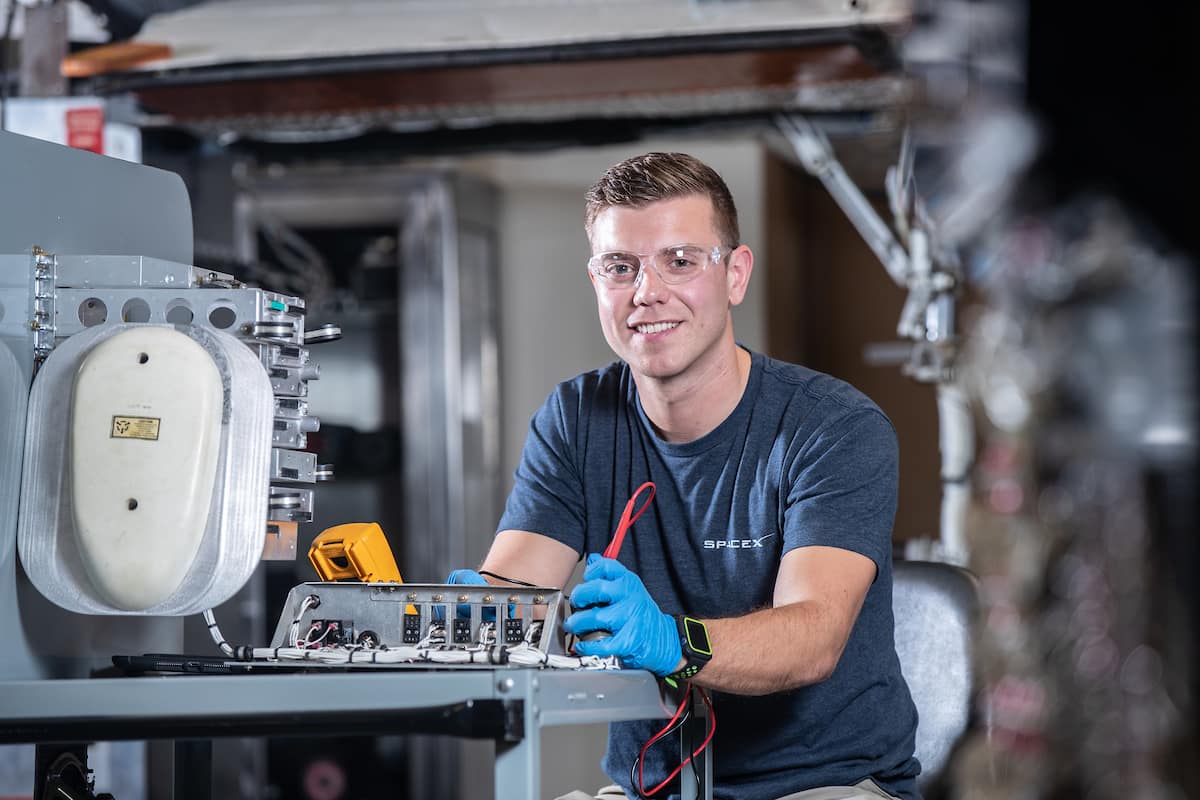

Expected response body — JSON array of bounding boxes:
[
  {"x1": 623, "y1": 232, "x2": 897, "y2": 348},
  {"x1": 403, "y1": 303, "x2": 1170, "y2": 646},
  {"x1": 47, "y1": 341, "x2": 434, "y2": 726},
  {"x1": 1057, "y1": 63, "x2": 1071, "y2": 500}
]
[{"x1": 632, "y1": 263, "x2": 668, "y2": 304}]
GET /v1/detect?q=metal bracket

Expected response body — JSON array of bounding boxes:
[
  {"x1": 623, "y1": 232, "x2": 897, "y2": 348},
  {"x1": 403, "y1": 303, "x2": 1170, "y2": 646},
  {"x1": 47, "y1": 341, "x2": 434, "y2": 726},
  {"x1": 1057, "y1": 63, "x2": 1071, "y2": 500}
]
[
  {"x1": 776, "y1": 114, "x2": 910, "y2": 287},
  {"x1": 30, "y1": 248, "x2": 56, "y2": 369},
  {"x1": 15, "y1": 248, "x2": 335, "y2": 561},
  {"x1": 776, "y1": 113, "x2": 973, "y2": 559},
  {"x1": 775, "y1": 113, "x2": 959, "y2": 384}
]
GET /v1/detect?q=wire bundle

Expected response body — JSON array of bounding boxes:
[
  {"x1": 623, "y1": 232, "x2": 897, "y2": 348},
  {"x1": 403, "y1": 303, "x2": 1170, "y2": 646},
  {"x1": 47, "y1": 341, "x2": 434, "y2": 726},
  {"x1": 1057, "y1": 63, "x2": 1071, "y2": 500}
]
[
  {"x1": 631, "y1": 684, "x2": 716, "y2": 798},
  {"x1": 203, "y1": 603, "x2": 619, "y2": 670},
  {"x1": 229, "y1": 641, "x2": 620, "y2": 669}
]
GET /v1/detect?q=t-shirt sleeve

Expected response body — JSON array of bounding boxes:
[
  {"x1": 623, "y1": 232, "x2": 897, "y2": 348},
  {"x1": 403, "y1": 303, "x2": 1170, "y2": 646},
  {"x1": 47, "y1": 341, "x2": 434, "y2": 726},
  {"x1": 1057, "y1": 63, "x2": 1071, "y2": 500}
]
[
  {"x1": 782, "y1": 407, "x2": 899, "y2": 572},
  {"x1": 495, "y1": 388, "x2": 587, "y2": 555}
]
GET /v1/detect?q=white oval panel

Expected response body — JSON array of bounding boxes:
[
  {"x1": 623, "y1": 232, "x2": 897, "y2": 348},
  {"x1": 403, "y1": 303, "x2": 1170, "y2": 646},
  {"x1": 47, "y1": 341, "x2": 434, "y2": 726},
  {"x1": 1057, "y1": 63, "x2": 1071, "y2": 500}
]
[{"x1": 70, "y1": 326, "x2": 223, "y2": 610}]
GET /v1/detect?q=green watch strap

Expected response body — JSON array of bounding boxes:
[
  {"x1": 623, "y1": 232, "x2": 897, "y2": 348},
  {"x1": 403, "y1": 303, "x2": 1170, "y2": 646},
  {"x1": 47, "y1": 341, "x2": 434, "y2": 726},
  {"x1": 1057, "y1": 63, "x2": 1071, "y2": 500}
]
[{"x1": 665, "y1": 615, "x2": 711, "y2": 684}]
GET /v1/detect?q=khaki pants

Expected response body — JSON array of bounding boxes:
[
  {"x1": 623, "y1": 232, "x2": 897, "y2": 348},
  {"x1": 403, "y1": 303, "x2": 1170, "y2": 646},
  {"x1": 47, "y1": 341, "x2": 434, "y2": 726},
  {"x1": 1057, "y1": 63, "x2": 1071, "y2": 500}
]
[
  {"x1": 555, "y1": 778, "x2": 900, "y2": 800},
  {"x1": 775, "y1": 779, "x2": 900, "y2": 800}
]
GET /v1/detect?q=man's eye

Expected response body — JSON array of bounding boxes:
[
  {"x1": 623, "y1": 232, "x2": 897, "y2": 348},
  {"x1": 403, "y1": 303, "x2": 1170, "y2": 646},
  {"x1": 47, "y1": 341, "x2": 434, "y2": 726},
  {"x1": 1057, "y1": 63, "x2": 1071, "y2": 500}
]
[
  {"x1": 662, "y1": 248, "x2": 705, "y2": 271},
  {"x1": 607, "y1": 262, "x2": 636, "y2": 275},
  {"x1": 665, "y1": 254, "x2": 702, "y2": 271}
]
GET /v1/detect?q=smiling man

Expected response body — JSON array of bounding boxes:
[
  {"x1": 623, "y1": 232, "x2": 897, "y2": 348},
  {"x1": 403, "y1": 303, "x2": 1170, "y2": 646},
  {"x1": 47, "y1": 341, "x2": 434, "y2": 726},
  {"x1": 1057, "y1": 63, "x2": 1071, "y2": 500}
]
[{"x1": 458, "y1": 153, "x2": 920, "y2": 800}]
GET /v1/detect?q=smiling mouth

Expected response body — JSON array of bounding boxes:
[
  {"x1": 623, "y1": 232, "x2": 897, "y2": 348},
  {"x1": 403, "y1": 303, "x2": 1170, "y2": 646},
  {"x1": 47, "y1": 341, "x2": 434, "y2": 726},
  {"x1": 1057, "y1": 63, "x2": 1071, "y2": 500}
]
[{"x1": 633, "y1": 321, "x2": 681, "y2": 335}]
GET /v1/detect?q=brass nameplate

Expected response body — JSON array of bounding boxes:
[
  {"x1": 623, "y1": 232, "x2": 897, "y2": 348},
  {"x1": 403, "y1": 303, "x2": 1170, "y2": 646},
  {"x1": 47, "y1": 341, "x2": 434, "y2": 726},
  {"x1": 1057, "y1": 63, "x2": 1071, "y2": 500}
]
[{"x1": 111, "y1": 415, "x2": 160, "y2": 441}]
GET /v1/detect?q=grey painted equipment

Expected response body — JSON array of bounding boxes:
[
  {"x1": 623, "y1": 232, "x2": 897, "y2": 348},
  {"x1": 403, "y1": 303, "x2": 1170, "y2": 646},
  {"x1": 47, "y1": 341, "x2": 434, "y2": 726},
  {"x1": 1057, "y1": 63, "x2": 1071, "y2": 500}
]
[{"x1": 0, "y1": 129, "x2": 330, "y2": 678}]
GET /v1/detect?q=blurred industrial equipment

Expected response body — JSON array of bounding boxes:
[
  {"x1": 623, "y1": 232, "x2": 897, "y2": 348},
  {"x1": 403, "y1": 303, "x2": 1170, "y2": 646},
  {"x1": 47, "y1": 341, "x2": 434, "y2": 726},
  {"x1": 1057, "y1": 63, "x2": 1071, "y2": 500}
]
[{"x1": 898, "y1": 3, "x2": 1198, "y2": 799}]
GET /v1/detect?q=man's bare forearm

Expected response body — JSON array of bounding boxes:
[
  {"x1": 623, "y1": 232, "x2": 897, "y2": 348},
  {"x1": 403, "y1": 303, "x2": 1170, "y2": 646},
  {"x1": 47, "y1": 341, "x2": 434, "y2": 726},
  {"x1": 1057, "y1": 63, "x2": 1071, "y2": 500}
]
[{"x1": 689, "y1": 600, "x2": 854, "y2": 695}]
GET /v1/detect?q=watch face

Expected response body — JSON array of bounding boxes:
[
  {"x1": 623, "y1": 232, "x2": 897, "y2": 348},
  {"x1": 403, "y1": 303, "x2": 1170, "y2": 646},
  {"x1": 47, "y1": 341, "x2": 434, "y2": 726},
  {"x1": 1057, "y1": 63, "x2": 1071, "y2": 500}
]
[{"x1": 682, "y1": 616, "x2": 713, "y2": 656}]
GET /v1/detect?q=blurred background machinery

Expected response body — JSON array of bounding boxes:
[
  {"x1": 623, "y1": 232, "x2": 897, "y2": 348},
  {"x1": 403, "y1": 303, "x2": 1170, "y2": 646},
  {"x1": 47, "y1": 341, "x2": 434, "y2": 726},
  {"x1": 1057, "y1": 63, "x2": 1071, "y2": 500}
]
[{"x1": 900, "y1": 3, "x2": 1198, "y2": 798}]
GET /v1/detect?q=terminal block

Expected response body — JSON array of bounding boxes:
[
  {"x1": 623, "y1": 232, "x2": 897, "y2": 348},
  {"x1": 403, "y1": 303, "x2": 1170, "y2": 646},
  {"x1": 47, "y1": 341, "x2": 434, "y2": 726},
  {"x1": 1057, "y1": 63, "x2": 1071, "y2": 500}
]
[{"x1": 269, "y1": 583, "x2": 566, "y2": 659}]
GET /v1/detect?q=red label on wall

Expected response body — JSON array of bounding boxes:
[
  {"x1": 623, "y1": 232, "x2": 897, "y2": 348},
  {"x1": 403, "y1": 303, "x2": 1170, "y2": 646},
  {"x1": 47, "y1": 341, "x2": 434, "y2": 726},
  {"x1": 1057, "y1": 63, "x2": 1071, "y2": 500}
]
[{"x1": 65, "y1": 107, "x2": 105, "y2": 153}]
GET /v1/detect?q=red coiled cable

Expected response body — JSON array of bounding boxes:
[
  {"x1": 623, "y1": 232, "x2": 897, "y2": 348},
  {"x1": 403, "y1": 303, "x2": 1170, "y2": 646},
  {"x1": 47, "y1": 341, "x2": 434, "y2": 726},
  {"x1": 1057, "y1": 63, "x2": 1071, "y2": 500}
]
[
  {"x1": 604, "y1": 481, "x2": 716, "y2": 797},
  {"x1": 603, "y1": 481, "x2": 656, "y2": 559}
]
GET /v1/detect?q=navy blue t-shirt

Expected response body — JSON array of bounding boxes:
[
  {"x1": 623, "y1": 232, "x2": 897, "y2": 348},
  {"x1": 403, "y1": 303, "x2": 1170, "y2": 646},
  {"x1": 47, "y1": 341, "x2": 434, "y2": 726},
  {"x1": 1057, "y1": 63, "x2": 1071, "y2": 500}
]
[{"x1": 498, "y1": 350, "x2": 920, "y2": 800}]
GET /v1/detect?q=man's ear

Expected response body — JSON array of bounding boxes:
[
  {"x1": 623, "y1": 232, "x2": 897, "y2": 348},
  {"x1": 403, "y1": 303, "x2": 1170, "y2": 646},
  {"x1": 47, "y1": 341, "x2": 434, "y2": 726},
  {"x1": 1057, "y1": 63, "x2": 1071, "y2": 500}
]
[{"x1": 726, "y1": 245, "x2": 754, "y2": 307}]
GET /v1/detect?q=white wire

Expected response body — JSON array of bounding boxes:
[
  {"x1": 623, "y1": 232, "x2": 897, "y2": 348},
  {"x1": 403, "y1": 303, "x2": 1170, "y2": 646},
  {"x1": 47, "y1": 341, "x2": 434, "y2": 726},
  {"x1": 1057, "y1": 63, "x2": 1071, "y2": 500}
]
[
  {"x1": 302, "y1": 624, "x2": 332, "y2": 647},
  {"x1": 507, "y1": 644, "x2": 620, "y2": 670},
  {"x1": 288, "y1": 595, "x2": 321, "y2": 647},
  {"x1": 202, "y1": 609, "x2": 235, "y2": 657},
  {"x1": 242, "y1": 642, "x2": 621, "y2": 670},
  {"x1": 416, "y1": 621, "x2": 447, "y2": 648},
  {"x1": 207, "y1": 598, "x2": 616, "y2": 669}
]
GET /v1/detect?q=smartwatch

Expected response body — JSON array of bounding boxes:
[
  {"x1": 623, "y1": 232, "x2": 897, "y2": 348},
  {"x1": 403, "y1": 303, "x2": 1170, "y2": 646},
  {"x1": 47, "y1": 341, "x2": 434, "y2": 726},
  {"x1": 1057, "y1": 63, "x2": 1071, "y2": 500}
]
[{"x1": 665, "y1": 615, "x2": 712, "y2": 684}]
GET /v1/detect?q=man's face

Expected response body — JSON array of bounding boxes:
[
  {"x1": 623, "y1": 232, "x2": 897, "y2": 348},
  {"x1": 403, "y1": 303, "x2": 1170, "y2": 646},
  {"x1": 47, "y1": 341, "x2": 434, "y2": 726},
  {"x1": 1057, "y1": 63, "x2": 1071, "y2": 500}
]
[{"x1": 588, "y1": 194, "x2": 751, "y2": 383}]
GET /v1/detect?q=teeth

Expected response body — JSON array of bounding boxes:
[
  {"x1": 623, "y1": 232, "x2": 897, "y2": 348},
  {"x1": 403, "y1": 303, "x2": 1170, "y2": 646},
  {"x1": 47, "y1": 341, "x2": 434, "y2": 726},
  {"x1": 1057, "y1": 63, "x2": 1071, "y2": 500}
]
[{"x1": 635, "y1": 322, "x2": 680, "y2": 335}]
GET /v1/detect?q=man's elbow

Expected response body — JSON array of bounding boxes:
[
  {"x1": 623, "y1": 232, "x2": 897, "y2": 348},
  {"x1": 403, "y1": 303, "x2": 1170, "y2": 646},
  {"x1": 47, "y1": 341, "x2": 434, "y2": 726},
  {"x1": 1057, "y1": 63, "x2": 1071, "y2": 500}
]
[
  {"x1": 775, "y1": 645, "x2": 845, "y2": 692},
  {"x1": 806, "y1": 652, "x2": 841, "y2": 684},
  {"x1": 792, "y1": 656, "x2": 838, "y2": 689}
]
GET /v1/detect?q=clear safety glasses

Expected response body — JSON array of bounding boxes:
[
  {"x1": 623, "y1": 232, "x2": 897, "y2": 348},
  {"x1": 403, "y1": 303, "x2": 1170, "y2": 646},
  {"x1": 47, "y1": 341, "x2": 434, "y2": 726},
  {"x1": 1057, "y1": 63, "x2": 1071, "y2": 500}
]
[{"x1": 587, "y1": 244, "x2": 728, "y2": 287}]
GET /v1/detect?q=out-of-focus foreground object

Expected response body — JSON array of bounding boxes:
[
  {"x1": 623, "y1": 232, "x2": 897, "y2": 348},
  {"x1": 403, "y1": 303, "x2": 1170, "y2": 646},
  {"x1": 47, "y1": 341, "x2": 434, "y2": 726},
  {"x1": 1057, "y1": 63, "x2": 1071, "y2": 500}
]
[
  {"x1": 896, "y1": 2, "x2": 1198, "y2": 798},
  {"x1": 61, "y1": 41, "x2": 172, "y2": 78}
]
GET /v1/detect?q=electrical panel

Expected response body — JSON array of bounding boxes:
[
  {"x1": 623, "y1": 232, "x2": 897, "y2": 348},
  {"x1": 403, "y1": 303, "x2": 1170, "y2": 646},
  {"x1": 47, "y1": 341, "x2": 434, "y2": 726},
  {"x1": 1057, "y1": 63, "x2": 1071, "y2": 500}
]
[{"x1": 265, "y1": 582, "x2": 573, "y2": 667}]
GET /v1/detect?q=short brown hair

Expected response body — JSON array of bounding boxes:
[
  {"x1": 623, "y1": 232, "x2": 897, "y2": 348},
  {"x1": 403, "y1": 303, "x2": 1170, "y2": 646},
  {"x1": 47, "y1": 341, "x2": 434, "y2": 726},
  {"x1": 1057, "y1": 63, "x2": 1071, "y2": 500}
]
[{"x1": 584, "y1": 152, "x2": 740, "y2": 249}]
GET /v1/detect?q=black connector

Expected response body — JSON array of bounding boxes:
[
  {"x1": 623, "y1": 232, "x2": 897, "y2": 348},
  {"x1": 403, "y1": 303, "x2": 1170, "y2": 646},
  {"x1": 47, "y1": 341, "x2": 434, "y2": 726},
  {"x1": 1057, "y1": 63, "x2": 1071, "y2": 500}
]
[
  {"x1": 402, "y1": 612, "x2": 422, "y2": 644},
  {"x1": 504, "y1": 618, "x2": 524, "y2": 644},
  {"x1": 305, "y1": 619, "x2": 353, "y2": 647}
]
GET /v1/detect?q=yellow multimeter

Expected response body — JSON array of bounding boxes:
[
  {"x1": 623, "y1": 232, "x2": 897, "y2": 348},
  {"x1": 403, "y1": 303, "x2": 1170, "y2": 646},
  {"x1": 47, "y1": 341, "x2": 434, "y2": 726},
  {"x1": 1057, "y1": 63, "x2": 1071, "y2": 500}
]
[
  {"x1": 307, "y1": 522, "x2": 416, "y2": 614},
  {"x1": 308, "y1": 522, "x2": 402, "y2": 583}
]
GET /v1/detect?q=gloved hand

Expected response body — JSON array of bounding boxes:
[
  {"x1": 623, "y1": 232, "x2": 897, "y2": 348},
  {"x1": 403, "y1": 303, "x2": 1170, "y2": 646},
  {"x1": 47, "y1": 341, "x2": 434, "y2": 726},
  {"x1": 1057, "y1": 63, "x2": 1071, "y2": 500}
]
[
  {"x1": 563, "y1": 554, "x2": 682, "y2": 676},
  {"x1": 444, "y1": 569, "x2": 490, "y2": 621},
  {"x1": 447, "y1": 569, "x2": 488, "y2": 586}
]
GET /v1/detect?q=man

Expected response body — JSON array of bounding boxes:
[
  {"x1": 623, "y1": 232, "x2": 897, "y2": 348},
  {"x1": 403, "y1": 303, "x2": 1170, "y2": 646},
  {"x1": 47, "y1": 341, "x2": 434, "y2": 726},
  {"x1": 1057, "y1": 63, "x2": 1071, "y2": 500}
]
[{"x1": 456, "y1": 152, "x2": 919, "y2": 799}]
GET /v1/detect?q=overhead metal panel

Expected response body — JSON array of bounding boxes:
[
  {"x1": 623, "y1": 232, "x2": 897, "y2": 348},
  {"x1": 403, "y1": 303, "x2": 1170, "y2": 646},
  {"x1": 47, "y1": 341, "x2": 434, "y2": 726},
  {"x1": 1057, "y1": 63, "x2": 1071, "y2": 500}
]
[
  {"x1": 78, "y1": 0, "x2": 910, "y2": 140},
  {"x1": 124, "y1": 0, "x2": 911, "y2": 71}
]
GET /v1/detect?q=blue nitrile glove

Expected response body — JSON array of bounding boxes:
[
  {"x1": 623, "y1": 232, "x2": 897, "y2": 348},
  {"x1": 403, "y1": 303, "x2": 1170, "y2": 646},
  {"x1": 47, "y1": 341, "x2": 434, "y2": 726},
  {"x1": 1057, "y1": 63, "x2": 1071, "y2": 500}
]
[
  {"x1": 447, "y1": 569, "x2": 488, "y2": 586},
  {"x1": 563, "y1": 554, "x2": 682, "y2": 676},
  {"x1": 444, "y1": 569, "x2": 491, "y2": 621}
]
